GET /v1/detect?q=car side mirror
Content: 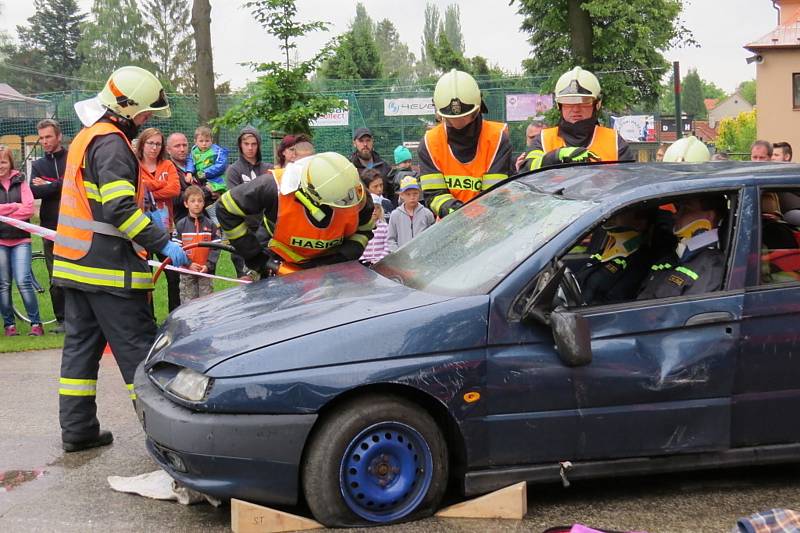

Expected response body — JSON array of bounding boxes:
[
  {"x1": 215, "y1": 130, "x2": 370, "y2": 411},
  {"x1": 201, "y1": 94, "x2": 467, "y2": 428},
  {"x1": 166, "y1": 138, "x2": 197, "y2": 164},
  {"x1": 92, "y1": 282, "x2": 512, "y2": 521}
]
[{"x1": 551, "y1": 306, "x2": 592, "y2": 366}]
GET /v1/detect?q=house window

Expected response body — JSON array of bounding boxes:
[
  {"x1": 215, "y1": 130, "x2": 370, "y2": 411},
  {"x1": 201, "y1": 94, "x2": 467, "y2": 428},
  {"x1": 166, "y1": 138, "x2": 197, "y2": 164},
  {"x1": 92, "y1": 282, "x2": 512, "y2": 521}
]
[{"x1": 794, "y1": 73, "x2": 800, "y2": 109}]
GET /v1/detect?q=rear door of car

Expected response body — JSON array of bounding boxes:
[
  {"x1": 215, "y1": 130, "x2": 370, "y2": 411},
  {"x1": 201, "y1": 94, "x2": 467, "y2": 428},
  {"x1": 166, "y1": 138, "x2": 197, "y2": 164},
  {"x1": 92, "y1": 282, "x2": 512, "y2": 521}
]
[{"x1": 733, "y1": 183, "x2": 800, "y2": 447}]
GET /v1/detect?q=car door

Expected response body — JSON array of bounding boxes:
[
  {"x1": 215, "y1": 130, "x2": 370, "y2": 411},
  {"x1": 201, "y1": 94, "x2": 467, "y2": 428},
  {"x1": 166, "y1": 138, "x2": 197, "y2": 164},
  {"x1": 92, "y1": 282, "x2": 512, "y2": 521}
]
[
  {"x1": 486, "y1": 189, "x2": 744, "y2": 467},
  {"x1": 733, "y1": 184, "x2": 800, "y2": 447}
]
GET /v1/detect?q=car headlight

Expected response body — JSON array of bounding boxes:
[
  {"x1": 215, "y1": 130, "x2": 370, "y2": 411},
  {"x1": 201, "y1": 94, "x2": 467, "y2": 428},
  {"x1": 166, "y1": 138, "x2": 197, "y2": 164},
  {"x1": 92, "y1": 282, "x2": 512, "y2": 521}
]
[{"x1": 166, "y1": 367, "x2": 212, "y2": 402}]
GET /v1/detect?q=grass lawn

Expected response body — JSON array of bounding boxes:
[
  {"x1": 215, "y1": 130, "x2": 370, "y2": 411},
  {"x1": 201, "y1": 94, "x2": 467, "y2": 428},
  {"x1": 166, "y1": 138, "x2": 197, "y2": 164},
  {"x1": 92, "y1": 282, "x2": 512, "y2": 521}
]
[{"x1": 2, "y1": 235, "x2": 241, "y2": 353}]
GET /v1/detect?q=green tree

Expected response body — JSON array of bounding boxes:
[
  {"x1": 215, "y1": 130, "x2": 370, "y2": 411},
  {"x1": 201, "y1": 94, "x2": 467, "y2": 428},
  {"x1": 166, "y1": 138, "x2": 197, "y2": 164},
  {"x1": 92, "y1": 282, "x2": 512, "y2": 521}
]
[
  {"x1": 14, "y1": 0, "x2": 85, "y2": 91},
  {"x1": 682, "y1": 69, "x2": 705, "y2": 118},
  {"x1": 214, "y1": 0, "x2": 341, "y2": 136},
  {"x1": 443, "y1": 4, "x2": 465, "y2": 55},
  {"x1": 415, "y1": 2, "x2": 440, "y2": 79},
  {"x1": 427, "y1": 28, "x2": 468, "y2": 72},
  {"x1": 78, "y1": 0, "x2": 154, "y2": 85},
  {"x1": 515, "y1": 0, "x2": 695, "y2": 111},
  {"x1": 321, "y1": 3, "x2": 382, "y2": 79},
  {"x1": 375, "y1": 19, "x2": 416, "y2": 80},
  {"x1": 142, "y1": 0, "x2": 196, "y2": 93},
  {"x1": 716, "y1": 109, "x2": 756, "y2": 155},
  {"x1": 738, "y1": 80, "x2": 756, "y2": 105}
]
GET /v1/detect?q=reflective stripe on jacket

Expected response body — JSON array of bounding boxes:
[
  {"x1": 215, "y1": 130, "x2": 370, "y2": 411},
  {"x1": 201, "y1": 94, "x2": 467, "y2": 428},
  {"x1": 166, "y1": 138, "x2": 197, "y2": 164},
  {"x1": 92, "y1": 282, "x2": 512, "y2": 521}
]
[
  {"x1": 54, "y1": 121, "x2": 157, "y2": 292},
  {"x1": 540, "y1": 125, "x2": 619, "y2": 161},
  {"x1": 420, "y1": 120, "x2": 508, "y2": 214},
  {"x1": 268, "y1": 169, "x2": 362, "y2": 264}
]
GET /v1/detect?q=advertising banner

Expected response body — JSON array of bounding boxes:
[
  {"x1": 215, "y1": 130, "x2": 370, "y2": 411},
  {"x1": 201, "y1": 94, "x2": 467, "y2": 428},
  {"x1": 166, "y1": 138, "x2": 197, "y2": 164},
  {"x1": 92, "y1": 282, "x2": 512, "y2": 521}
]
[
  {"x1": 505, "y1": 93, "x2": 554, "y2": 122},
  {"x1": 612, "y1": 115, "x2": 655, "y2": 142},
  {"x1": 384, "y1": 98, "x2": 436, "y2": 116},
  {"x1": 311, "y1": 100, "x2": 349, "y2": 127}
]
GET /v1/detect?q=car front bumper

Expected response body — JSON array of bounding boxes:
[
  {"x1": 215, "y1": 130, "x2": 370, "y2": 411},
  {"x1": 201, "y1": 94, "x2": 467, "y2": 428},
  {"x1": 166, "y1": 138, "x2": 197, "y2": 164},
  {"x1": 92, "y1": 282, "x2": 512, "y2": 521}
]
[{"x1": 133, "y1": 364, "x2": 317, "y2": 505}]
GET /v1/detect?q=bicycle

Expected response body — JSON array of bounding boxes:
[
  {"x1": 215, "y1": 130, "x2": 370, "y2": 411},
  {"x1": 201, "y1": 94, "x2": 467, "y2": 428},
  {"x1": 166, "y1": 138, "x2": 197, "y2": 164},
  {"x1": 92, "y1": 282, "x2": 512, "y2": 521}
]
[{"x1": 12, "y1": 250, "x2": 58, "y2": 325}]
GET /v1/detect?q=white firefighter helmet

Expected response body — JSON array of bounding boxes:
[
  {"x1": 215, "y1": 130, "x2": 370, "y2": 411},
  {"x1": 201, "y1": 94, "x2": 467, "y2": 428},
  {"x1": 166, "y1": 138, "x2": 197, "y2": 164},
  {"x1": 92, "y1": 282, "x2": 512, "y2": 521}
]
[
  {"x1": 663, "y1": 136, "x2": 711, "y2": 163},
  {"x1": 299, "y1": 152, "x2": 364, "y2": 208},
  {"x1": 98, "y1": 66, "x2": 170, "y2": 120},
  {"x1": 554, "y1": 66, "x2": 602, "y2": 104},
  {"x1": 433, "y1": 69, "x2": 486, "y2": 118}
]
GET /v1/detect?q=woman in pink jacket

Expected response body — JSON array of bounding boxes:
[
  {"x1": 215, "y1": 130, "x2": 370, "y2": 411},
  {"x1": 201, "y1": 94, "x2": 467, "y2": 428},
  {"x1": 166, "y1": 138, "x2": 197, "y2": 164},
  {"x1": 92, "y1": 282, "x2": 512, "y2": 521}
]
[{"x1": 0, "y1": 147, "x2": 42, "y2": 336}]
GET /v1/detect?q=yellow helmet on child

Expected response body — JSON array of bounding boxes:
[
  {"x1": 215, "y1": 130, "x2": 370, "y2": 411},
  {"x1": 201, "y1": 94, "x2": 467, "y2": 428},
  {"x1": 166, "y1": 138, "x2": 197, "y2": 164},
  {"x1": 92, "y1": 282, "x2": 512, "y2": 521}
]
[
  {"x1": 97, "y1": 66, "x2": 170, "y2": 120},
  {"x1": 299, "y1": 152, "x2": 364, "y2": 208}
]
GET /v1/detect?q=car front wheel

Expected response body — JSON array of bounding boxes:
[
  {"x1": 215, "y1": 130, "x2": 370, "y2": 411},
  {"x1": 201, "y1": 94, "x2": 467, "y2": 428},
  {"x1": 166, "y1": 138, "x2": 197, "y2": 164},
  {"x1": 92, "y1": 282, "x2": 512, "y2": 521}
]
[{"x1": 302, "y1": 394, "x2": 448, "y2": 527}]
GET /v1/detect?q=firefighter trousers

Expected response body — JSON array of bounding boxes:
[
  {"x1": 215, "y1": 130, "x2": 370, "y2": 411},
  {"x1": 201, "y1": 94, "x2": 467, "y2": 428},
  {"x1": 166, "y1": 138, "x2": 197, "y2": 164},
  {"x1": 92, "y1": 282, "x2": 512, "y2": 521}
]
[{"x1": 59, "y1": 288, "x2": 156, "y2": 443}]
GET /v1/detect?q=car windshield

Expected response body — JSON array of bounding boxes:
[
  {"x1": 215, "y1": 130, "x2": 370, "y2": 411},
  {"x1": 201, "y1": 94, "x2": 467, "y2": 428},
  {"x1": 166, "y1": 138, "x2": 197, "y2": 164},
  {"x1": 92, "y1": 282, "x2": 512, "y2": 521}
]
[{"x1": 374, "y1": 181, "x2": 593, "y2": 296}]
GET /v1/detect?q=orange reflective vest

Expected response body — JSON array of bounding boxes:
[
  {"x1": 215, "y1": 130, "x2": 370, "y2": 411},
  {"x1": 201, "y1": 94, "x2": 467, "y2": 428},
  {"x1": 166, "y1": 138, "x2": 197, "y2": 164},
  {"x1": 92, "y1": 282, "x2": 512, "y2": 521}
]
[
  {"x1": 268, "y1": 169, "x2": 361, "y2": 264},
  {"x1": 541, "y1": 125, "x2": 619, "y2": 161},
  {"x1": 54, "y1": 122, "x2": 145, "y2": 261},
  {"x1": 423, "y1": 120, "x2": 508, "y2": 203}
]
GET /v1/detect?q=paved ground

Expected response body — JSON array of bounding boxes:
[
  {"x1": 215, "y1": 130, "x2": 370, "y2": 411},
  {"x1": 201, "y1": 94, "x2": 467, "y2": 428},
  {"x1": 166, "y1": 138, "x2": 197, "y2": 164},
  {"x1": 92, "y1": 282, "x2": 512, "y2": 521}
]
[{"x1": 3, "y1": 349, "x2": 800, "y2": 532}]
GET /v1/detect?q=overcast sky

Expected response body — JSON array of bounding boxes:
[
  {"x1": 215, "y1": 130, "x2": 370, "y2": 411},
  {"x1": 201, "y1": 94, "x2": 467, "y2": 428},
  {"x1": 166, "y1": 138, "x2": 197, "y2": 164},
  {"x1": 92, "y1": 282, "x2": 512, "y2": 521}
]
[{"x1": 0, "y1": 0, "x2": 780, "y2": 93}]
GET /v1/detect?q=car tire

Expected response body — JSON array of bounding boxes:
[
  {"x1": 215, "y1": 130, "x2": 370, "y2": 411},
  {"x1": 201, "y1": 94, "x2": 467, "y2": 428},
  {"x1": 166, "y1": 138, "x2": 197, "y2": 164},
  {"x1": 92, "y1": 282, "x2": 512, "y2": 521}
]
[{"x1": 302, "y1": 394, "x2": 448, "y2": 527}]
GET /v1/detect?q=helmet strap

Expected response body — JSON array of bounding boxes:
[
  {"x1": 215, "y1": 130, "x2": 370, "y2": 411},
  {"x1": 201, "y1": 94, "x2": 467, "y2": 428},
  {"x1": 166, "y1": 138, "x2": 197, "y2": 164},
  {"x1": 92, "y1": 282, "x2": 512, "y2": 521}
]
[
  {"x1": 105, "y1": 110, "x2": 139, "y2": 140},
  {"x1": 294, "y1": 190, "x2": 326, "y2": 222}
]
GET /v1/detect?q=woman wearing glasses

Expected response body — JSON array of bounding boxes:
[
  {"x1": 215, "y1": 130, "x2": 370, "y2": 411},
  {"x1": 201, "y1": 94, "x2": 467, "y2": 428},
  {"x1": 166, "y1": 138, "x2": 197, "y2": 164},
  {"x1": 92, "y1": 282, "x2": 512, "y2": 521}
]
[{"x1": 136, "y1": 128, "x2": 181, "y2": 310}]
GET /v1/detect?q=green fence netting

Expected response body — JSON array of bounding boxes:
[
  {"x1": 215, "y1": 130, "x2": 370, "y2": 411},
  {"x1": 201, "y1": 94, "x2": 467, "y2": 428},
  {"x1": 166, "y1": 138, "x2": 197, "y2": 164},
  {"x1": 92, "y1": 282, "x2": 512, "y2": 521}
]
[{"x1": 0, "y1": 79, "x2": 664, "y2": 169}]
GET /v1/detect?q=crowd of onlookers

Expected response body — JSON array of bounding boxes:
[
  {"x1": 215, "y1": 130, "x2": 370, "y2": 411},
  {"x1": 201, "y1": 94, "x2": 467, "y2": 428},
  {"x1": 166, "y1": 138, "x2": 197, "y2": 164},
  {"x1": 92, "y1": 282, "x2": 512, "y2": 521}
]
[
  {"x1": 0, "y1": 121, "x2": 438, "y2": 336},
  {"x1": 0, "y1": 118, "x2": 795, "y2": 337}
]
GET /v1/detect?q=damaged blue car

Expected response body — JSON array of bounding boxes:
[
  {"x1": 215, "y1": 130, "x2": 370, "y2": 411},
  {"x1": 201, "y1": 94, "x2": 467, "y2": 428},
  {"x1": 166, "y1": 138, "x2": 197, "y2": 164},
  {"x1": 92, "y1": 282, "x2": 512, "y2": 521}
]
[{"x1": 135, "y1": 161, "x2": 800, "y2": 527}]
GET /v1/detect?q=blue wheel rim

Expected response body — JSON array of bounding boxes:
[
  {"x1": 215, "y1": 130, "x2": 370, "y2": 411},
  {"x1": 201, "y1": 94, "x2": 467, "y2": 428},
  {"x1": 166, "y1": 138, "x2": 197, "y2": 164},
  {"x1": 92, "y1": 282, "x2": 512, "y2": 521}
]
[{"x1": 339, "y1": 421, "x2": 434, "y2": 523}]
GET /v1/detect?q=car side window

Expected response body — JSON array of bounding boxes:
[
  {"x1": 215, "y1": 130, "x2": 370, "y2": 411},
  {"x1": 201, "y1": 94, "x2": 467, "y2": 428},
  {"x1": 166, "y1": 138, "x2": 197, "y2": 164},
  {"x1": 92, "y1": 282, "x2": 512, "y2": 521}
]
[
  {"x1": 560, "y1": 192, "x2": 736, "y2": 308},
  {"x1": 758, "y1": 188, "x2": 800, "y2": 285}
]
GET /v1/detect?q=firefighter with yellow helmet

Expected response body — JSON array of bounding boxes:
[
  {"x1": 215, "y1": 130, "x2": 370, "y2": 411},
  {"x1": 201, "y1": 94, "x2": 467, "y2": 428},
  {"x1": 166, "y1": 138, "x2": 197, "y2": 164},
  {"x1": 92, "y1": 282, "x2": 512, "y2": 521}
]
[
  {"x1": 418, "y1": 69, "x2": 513, "y2": 218},
  {"x1": 520, "y1": 67, "x2": 634, "y2": 171},
  {"x1": 216, "y1": 152, "x2": 375, "y2": 275},
  {"x1": 55, "y1": 66, "x2": 189, "y2": 452}
]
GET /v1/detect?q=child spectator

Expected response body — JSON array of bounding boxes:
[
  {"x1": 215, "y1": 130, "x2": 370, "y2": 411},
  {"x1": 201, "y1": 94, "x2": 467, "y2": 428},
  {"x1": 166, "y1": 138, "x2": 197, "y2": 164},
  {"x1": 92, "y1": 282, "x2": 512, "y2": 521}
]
[
  {"x1": 174, "y1": 185, "x2": 220, "y2": 303},
  {"x1": 360, "y1": 193, "x2": 389, "y2": 265},
  {"x1": 361, "y1": 168, "x2": 393, "y2": 221},
  {"x1": 387, "y1": 176, "x2": 435, "y2": 252},
  {"x1": 191, "y1": 125, "x2": 229, "y2": 199},
  {"x1": 387, "y1": 145, "x2": 416, "y2": 204}
]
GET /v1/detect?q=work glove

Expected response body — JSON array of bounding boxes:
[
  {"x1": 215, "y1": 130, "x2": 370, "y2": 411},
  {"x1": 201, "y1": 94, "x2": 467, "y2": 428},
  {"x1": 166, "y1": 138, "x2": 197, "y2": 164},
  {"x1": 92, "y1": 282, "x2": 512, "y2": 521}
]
[
  {"x1": 556, "y1": 146, "x2": 600, "y2": 164},
  {"x1": 245, "y1": 250, "x2": 283, "y2": 278},
  {"x1": 440, "y1": 199, "x2": 464, "y2": 218},
  {"x1": 160, "y1": 241, "x2": 190, "y2": 268}
]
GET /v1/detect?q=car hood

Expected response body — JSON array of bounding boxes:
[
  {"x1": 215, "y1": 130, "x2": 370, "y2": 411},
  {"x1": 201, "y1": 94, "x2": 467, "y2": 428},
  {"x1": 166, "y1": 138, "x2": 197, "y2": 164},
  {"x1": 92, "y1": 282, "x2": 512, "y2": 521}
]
[{"x1": 149, "y1": 261, "x2": 452, "y2": 373}]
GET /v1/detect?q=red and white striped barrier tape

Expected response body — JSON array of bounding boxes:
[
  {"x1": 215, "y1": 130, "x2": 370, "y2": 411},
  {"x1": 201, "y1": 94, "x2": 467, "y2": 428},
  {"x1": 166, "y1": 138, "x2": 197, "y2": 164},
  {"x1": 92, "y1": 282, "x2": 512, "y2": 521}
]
[{"x1": 0, "y1": 215, "x2": 250, "y2": 285}]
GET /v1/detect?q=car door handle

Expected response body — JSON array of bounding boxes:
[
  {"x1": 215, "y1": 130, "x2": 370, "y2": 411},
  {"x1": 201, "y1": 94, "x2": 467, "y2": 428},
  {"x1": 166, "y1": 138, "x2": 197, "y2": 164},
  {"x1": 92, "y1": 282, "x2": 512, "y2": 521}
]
[{"x1": 685, "y1": 311, "x2": 735, "y2": 327}]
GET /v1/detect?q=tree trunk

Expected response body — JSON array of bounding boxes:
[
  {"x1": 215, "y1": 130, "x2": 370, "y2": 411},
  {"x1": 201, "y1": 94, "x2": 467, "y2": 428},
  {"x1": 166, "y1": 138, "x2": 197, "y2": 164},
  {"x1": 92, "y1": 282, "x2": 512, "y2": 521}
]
[
  {"x1": 567, "y1": 0, "x2": 593, "y2": 66},
  {"x1": 191, "y1": 0, "x2": 218, "y2": 126}
]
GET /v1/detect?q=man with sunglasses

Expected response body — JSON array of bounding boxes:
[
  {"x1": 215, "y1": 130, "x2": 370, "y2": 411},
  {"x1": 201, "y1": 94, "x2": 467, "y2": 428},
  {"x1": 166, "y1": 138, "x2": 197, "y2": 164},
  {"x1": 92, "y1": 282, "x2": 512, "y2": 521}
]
[
  {"x1": 520, "y1": 67, "x2": 634, "y2": 172},
  {"x1": 418, "y1": 69, "x2": 513, "y2": 219}
]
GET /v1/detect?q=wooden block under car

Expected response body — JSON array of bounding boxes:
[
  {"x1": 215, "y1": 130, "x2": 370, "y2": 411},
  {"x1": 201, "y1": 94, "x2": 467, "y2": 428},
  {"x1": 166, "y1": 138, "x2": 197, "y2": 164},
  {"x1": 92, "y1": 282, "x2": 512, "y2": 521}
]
[
  {"x1": 230, "y1": 498, "x2": 324, "y2": 533},
  {"x1": 435, "y1": 481, "x2": 527, "y2": 520}
]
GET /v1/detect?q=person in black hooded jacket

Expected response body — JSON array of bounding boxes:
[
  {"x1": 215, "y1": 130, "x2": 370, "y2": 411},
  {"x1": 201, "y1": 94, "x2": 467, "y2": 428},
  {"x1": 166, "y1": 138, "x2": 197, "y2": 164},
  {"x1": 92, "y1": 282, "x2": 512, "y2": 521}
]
[{"x1": 224, "y1": 126, "x2": 273, "y2": 277}]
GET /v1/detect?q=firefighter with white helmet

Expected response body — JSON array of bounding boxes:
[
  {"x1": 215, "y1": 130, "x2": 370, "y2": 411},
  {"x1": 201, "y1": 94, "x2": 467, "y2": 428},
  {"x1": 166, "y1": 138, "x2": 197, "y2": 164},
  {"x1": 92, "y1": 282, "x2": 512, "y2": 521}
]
[
  {"x1": 55, "y1": 66, "x2": 189, "y2": 452},
  {"x1": 217, "y1": 151, "x2": 375, "y2": 275},
  {"x1": 418, "y1": 69, "x2": 513, "y2": 218},
  {"x1": 662, "y1": 136, "x2": 711, "y2": 163},
  {"x1": 520, "y1": 66, "x2": 634, "y2": 172}
]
